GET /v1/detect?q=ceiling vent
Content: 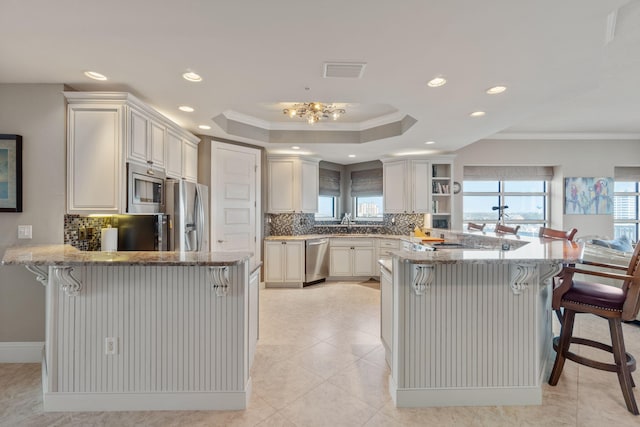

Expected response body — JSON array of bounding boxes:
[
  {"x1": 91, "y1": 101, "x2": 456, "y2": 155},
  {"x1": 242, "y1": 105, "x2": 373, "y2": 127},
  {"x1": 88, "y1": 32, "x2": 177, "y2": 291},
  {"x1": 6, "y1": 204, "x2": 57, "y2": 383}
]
[{"x1": 323, "y1": 62, "x2": 367, "y2": 79}]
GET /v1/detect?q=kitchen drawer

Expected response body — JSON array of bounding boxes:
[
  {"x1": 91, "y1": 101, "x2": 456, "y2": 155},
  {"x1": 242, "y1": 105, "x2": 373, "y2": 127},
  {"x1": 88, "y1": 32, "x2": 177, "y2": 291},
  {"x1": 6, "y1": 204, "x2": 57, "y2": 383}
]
[
  {"x1": 379, "y1": 248, "x2": 398, "y2": 257},
  {"x1": 378, "y1": 239, "x2": 400, "y2": 249},
  {"x1": 330, "y1": 238, "x2": 374, "y2": 247}
]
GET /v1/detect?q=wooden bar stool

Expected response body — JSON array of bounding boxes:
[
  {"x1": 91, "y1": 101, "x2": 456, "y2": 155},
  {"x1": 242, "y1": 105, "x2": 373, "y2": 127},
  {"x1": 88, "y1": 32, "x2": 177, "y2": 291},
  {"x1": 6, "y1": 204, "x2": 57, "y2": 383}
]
[
  {"x1": 538, "y1": 226, "x2": 578, "y2": 241},
  {"x1": 494, "y1": 224, "x2": 520, "y2": 235},
  {"x1": 467, "y1": 222, "x2": 486, "y2": 231},
  {"x1": 549, "y1": 243, "x2": 640, "y2": 415}
]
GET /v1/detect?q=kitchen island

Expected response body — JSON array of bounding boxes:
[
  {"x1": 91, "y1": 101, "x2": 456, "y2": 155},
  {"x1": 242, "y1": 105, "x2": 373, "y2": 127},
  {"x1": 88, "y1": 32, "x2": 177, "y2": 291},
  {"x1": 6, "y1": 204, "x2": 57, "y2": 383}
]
[
  {"x1": 2, "y1": 245, "x2": 258, "y2": 412},
  {"x1": 381, "y1": 232, "x2": 584, "y2": 408}
]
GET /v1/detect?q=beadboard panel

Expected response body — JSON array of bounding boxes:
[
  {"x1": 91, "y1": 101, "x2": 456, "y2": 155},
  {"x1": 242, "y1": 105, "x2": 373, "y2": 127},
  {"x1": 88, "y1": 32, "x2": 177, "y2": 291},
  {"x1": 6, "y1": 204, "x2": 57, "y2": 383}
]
[
  {"x1": 393, "y1": 262, "x2": 550, "y2": 394},
  {"x1": 46, "y1": 265, "x2": 249, "y2": 396}
]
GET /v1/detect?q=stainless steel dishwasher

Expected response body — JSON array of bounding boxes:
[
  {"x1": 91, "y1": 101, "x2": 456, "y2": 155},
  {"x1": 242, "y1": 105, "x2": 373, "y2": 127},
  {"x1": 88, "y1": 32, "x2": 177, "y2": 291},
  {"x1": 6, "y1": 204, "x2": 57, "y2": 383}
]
[{"x1": 304, "y1": 238, "x2": 329, "y2": 285}]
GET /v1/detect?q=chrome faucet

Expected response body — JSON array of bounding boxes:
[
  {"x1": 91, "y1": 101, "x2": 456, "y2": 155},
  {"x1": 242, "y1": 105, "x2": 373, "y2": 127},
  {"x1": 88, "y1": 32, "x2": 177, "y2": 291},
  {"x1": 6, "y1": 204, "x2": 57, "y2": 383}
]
[{"x1": 341, "y1": 213, "x2": 353, "y2": 227}]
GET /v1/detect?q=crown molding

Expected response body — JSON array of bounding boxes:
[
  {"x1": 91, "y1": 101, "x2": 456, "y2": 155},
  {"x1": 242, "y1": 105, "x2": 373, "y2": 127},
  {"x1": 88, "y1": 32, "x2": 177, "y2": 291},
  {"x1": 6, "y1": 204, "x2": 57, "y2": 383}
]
[{"x1": 490, "y1": 132, "x2": 640, "y2": 140}]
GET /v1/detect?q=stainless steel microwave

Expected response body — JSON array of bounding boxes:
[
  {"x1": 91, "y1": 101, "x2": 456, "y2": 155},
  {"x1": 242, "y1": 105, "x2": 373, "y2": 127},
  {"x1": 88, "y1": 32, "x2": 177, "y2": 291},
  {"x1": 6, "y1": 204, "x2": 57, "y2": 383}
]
[{"x1": 127, "y1": 163, "x2": 165, "y2": 214}]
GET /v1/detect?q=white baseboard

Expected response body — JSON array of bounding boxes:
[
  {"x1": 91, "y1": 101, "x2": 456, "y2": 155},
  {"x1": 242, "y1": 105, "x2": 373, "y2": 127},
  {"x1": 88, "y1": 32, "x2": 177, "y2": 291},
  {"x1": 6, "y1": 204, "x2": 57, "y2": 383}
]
[
  {"x1": 43, "y1": 378, "x2": 252, "y2": 412},
  {"x1": 0, "y1": 342, "x2": 44, "y2": 363}
]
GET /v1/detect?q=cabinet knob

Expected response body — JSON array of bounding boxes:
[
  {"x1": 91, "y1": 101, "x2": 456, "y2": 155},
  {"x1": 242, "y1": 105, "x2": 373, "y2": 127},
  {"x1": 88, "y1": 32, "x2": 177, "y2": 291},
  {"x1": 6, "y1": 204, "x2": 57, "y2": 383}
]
[
  {"x1": 217, "y1": 240, "x2": 225, "y2": 243},
  {"x1": 147, "y1": 160, "x2": 153, "y2": 165}
]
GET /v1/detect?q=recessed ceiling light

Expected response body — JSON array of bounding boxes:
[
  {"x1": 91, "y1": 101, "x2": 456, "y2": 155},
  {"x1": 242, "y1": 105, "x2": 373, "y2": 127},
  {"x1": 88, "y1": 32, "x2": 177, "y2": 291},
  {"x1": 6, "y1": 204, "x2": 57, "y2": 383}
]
[
  {"x1": 470, "y1": 111, "x2": 486, "y2": 117},
  {"x1": 291, "y1": 146, "x2": 300, "y2": 150},
  {"x1": 486, "y1": 85, "x2": 507, "y2": 95},
  {"x1": 425, "y1": 141, "x2": 435, "y2": 145},
  {"x1": 178, "y1": 105, "x2": 195, "y2": 112},
  {"x1": 427, "y1": 77, "x2": 447, "y2": 87},
  {"x1": 84, "y1": 71, "x2": 107, "y2": 81},
  {"x1": 182, "y1": 71, "x2": 202, "y2": 82},
  {"x1": 348, "y1": 154, "x2": 356, "y2": 158},
  {"x1": 198, "y1": 125, "x2": 211, "y2": 130}
]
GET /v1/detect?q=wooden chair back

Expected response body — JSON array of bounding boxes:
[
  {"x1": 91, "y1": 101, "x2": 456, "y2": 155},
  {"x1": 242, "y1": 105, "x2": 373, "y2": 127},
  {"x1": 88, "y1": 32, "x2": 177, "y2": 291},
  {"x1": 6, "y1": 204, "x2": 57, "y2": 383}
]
[
  {"x1": 623, "y1": 243, "x2": 640, "y2": 320},
  {"x1": 467, "y1": 222, "x2": 486, "y2": 231},
  {"x1": 538, "y1": 226, "x2": 577, "y2": 241},
  {"x1": 495, "y1": 224, "x2": 520, "y2": 235}
]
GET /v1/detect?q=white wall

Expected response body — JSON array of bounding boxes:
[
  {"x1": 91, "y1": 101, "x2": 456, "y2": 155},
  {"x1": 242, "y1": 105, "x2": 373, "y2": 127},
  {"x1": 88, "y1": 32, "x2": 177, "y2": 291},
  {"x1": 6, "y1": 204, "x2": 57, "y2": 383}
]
[
  {"x1": 0, "y1": 84, "x2": 66, "y2": 342},
  {"x1": 452, "y1": 139, "x2": 640, "y2": 238}
]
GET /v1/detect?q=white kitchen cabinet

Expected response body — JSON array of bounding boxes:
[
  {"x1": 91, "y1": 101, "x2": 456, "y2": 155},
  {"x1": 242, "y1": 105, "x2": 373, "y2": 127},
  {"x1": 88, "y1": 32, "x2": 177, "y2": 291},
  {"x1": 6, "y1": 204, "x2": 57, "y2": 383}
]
[
  {"x1": 183, "y1": 140, "x2": 199, "y2": 182},
  {"x1": 329, "y1": 238, "x2": 376, "y2": 277},
  {"x1": 127, "y1": 107, "x2": 166, "y2": 171},
  {"x1": 382, "y1": 156, "x2": 454, "y2": 222},
  {"x1": 267, "y1": 155, "x2": 319, "y2": 213},
  {"x1": 380, "y1": 263, "x2": 393, "y2": 367},
  {"x1": 65, "y1": 92, "x2": 199, "y2": 214},
  {"x1": 165, "y1": 130, "x2": 183, "y2": 179},
  {"x1": 67, "y1": 102, "x2": 124, "y2": 214},
  {"x1": 165, "y1": 131, "x2": 197, "y2": 182},
  {"x1": 376, "y1": 238, "x2": 400, "y2": 276},
  {"x1": 264, "y1": 240, "x2": 304, "y2": 287},
  {"x1": 382, "y1": 159, "x2": 430, "y2": 214}
]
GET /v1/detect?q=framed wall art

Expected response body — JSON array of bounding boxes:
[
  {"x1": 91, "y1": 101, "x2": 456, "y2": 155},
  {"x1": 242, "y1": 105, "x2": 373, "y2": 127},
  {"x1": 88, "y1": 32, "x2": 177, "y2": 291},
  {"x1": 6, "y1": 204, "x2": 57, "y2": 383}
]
[
  {"x1": 564, "y1": 176, "x2": 613, "y2": 215},
  {"x1": 0, "y1": 134, "x2": 23, "y2": 212}
]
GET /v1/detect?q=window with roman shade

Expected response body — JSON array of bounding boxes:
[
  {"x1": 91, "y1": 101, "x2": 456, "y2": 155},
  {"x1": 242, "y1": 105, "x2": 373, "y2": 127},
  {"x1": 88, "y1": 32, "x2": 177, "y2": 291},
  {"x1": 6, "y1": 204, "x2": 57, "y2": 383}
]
[
  {"x1": 319, "y1": 168, "x2": 341, "y2": 197},
  {"x1": 350, "y1": 168, "x2": 383, "y2": 197},
  {"x1": 351, "y1": 168, "x2": 383, "y2": 219}
]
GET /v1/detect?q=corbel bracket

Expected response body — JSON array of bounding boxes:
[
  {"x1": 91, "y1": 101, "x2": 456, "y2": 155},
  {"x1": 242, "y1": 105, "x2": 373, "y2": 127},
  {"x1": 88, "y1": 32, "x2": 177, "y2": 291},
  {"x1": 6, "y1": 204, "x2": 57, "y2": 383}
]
[
  {"x1": 52, "y1": 266, "x2": 82, "y2": 297},
  {"x1": 25, "y1": 265, "x2": 48, "y2": 287},
  {"x1": 411, "y1": 264, "x2": 435, "y2": 296},
  {"x1": 510, "y1": 263, "x2": 537, "y2": 295},
  {"x1": 208, "y1": 266, "x2": 230, "y2": 297}
]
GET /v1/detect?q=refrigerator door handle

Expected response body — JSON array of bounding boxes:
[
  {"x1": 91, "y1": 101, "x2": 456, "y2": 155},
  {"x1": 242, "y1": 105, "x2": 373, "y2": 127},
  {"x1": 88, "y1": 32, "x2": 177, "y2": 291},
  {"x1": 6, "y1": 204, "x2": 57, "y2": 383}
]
[{"x1": 195, "y1": 184, "x2": 205, "y2": 251}]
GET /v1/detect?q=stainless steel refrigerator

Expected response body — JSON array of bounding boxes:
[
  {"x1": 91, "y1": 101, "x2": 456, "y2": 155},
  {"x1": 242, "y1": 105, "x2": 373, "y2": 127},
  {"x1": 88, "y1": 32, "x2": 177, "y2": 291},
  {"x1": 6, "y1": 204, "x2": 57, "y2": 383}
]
[{"x1": 165, "y1": 179, "x2": 209, "y2": 252}]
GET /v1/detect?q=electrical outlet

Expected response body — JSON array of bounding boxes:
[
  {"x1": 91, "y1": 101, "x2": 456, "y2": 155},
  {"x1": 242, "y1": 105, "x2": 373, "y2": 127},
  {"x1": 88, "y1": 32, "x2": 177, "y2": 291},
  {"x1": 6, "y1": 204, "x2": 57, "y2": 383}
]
[
  {"x1": 78, "y1": 227, "x2": 87, "y2": 240},
  {"x1": 86, "y1": 227, "x2": 95, "y2": 239},
  {"x1": 18, "y1": 225, "x2": 32, "y2": 239},
  {"x1": 105, "y1": 337, "x2": 118, "y2": 355}
]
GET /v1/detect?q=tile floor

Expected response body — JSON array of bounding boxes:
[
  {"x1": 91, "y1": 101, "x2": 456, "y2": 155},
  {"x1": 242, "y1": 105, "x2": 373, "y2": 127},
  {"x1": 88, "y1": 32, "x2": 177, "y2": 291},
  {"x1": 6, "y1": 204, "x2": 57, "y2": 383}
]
[{"x1": 1, "y1": 280, "x2": 639, "y2": 426}]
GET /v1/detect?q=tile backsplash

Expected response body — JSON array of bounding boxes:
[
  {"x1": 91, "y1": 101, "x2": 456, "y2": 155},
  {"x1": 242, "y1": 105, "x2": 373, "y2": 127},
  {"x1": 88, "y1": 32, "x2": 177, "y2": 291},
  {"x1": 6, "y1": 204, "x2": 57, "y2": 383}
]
[
  {"x1": 266, "y1": 213, "x2": 427, "y2": 236},
  {"x1": 64, "y1": 214, "x2": 113, "y2": 251}
]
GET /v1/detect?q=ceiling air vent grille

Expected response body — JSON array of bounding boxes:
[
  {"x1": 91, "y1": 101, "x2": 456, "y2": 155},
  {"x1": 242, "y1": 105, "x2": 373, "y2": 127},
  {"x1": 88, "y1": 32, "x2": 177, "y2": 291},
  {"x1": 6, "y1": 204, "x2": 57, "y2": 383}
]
[{"x1": 323, "y1": 62, "x2": 367, "y2": 79}]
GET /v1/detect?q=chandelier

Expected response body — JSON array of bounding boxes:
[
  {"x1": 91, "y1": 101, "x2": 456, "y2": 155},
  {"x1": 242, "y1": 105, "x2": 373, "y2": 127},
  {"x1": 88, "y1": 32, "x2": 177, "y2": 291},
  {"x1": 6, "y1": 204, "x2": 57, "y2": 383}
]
[{"x1": 283, "y1": 102, "x2": 346, "y2": 124}]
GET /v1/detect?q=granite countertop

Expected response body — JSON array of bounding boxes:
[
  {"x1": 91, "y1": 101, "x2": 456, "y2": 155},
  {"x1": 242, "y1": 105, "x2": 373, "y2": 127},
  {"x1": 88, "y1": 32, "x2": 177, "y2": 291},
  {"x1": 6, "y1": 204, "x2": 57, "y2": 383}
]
[
  {"x1": 392, "y1": 237, "x2": 585, "y2": 265},
  {"x1": 1, "y1": 245, "x2": 252, "y2": 267},
  {"x1": 264, "y1": 234, "x2": 418, "y2": 241}
]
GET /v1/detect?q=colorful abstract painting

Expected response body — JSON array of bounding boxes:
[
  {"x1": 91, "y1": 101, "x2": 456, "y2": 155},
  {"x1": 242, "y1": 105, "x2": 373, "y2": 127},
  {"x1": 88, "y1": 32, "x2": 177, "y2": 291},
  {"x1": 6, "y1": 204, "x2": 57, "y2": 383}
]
[
  {"x1": 0, "y1": 134, "x2": 22, "y2": 212},
  {"x1": 0, "y1": 148, "x2": 8, "y2": 199},
  {"x1": 564, "y1": 177, "x2": 614, "y2": 215}
]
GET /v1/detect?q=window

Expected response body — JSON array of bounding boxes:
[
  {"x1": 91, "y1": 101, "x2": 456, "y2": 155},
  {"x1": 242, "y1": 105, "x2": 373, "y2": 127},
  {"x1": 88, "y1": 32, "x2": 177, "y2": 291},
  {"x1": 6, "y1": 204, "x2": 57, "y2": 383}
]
[
  {"x1": 351, "y1": 168, "x2": 383, "y2": 221},
  {"x1": 316, "y1": 167, "x2": 340, "y2": 220},
  {"x1": 316, "y1": 195, "x2": 337, "y2": 220},
  {"x1": 614, "y1": 181, "x2": 639, "y2": 243},
  {"x1": 463, "y1": 180, "x2": 548, "y2": 236},
  {"x1": 354, "y1": 196, "x2": 383, "y2": 219}
]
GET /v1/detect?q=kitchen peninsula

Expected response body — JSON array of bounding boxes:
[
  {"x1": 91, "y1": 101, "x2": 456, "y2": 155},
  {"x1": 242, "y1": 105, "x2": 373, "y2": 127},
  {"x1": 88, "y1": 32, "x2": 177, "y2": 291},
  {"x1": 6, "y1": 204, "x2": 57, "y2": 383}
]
[
  {"x1": 2, "y1": 245, "x2": 258, "y2": 412},
  {"x1": 380, "y1": 232, "x2": 584, "y2": 408}
]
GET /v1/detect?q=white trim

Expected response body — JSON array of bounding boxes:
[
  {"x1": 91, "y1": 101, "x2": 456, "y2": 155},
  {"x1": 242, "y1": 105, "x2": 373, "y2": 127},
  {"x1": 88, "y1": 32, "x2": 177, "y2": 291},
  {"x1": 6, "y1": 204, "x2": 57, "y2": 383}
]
[
  {"x1": 389, "y1": 377, "x2": 542, "y2": 407},
  {"x1": 0, "y1": 342, "x2": 44, "y2": 363},
  {"x1": 490, "y1": 132, "x2": 640, "y2": 140},
  {"x1": 43, "y1": 380, "x2": 251, "y2": 412}
]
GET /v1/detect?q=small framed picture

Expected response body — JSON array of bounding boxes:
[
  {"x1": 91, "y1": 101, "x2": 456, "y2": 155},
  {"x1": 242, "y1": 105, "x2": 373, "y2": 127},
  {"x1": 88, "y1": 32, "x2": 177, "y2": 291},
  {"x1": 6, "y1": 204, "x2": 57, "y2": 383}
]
[{"x1": 0, "y1": 134, "x2": 23, "y2": 212}]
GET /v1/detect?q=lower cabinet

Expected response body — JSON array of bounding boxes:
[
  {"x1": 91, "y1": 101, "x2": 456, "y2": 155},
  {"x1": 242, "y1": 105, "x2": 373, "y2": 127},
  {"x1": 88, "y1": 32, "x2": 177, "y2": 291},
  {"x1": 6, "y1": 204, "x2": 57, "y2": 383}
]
[
  {"x1": 329, "y1": 238, "x2": 376, "y2": 277},
  {"x1": 380, "y1": 264, "x2": 393, "y2": 367},
  {"x1": 264, "y1": 240, "x2": 304, "y2": 287},
  {"x1": 376, "y1": 238, "x2": 401, "y2": 276}
]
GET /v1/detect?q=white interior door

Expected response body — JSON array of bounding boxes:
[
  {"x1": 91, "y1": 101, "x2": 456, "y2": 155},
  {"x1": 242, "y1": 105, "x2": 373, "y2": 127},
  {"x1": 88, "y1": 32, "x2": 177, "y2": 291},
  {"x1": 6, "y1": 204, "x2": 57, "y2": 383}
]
[{"x1": 212, "y1": 142, "x2": 261, "y2": 269}]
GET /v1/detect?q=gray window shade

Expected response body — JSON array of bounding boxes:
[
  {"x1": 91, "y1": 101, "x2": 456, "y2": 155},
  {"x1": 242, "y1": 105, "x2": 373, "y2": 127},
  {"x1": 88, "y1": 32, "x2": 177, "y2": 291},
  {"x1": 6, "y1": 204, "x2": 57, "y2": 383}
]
[
  {"x1": 351, "y1": 168, "x2": 383, "y2": 197},
  {"x1": 319, "y1": 168, "x2": 341, "y2": 197},
  {"x1": 464, "y1": 166, "x2": 554, "y2": 181},
  {"x1": 614, "y1": 167, "x2": 640, "y2": 182}
]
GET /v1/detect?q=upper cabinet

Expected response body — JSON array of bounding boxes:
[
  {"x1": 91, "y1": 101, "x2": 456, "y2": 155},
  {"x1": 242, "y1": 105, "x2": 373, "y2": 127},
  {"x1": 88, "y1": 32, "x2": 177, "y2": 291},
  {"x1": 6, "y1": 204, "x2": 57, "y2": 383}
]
[
  {"x1": 65, "y1": 92, "x2": 199, "y2": 214},
  {"x1": 382, "y1": 159, "x2": 430, "y2": 214},
  {"x1": 382, "y1": 156, "x2": 455, "y2": 228},
  {"x1": 267, "y1": 155, "x2": 319, "y2": 213},
  {"x1": 165, "y1": 130, "x2": 198, "y2": 182},
  {"x1": 127, "y1": 107, "x2": 166, "y2": 171}
]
